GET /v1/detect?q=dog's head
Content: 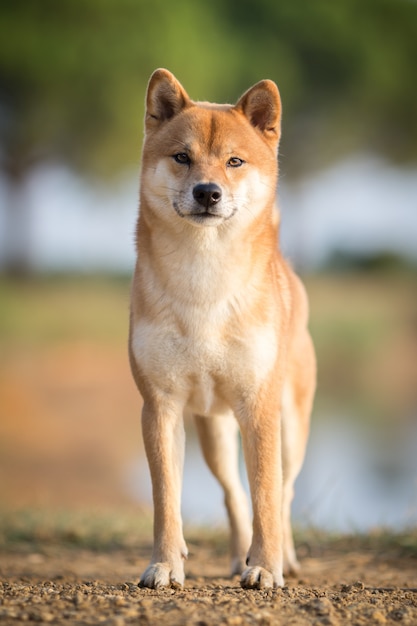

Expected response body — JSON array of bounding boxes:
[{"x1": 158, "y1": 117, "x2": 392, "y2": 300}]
[{"x1": 140, "y1": 69, "x2": 281, "y2": 229}]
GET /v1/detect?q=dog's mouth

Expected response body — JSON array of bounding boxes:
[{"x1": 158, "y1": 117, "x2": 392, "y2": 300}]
[
  {"x1": 191, "y1": 210, "x2": 222, "y2": 220},
  {"x1": 173, "y1": 203, "x2": 236, "y2": 224}
]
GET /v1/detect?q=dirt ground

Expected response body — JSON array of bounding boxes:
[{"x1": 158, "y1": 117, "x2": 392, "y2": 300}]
[{"x1": 1, "y1": 534, "x2": 416, "y2": 625}]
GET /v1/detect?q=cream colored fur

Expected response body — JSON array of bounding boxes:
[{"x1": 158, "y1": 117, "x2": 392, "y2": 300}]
[{"x1": 129, "y1": 69, "x2": 316, "y2": 590}]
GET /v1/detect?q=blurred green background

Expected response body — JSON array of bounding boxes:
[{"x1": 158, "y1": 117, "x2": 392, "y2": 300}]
[{"x1": 0, "y1": 0, "x2": 416, "y2": 533}]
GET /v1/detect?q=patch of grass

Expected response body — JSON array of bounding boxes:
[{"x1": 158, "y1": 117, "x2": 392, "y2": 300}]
[
  {"x1": 1, "y1": 509, "x2": 416, "y2": 563},
  {"x1": 293, "y1": 525, "x2": 417, "y2": 558},
  {"x1": 0, "y1": 274, "x2": 131, "y2": 347},
  {"x1": 0, "y1": 508, "x2": 152, "y2": 552}
]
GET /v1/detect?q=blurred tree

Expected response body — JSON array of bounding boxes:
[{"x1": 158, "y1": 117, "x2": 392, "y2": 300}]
[
  {"x1": 0, "y1": 0, "x2": 416, "y2": 271},
  {"x1": 0, "y1": 0, "x2": 234, "y2": 272},
  {"x1": 212, "y1": 0, "x2": 417, "y2": 174}
]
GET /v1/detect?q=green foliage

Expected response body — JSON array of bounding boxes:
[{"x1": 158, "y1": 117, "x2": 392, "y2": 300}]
[
  {"x1": 0, "y1": 0, "x2": 416, "y2": 180},
  {"x1": 324, "y1": 250, "x2": 417, "y2": 274},
  {"x1": 212, "y1": 0, "x2": 417, "y2": 173}
]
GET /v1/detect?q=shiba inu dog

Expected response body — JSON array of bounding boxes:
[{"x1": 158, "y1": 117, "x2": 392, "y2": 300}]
[{"x1": 129, "y1": 69, "x2": 316, "y2": 590}]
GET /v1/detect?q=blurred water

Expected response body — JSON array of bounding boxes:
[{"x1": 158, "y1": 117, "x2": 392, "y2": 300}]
[
  {"x1": 126, "y1": 414, "x2": 417, "y2": 532},
  {"x1": 293, "y1": 416, "x2": 417, "y2": 531}
]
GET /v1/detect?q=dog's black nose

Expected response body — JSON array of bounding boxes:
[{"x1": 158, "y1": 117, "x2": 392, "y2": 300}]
[{"x1": 193, "y1": 183, "x2": 222, "y2": 208}]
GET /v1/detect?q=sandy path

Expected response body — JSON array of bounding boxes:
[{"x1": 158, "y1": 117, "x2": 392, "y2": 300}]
[{"x1": 1, "y1": 536, "x2": 416, "y2": 625}]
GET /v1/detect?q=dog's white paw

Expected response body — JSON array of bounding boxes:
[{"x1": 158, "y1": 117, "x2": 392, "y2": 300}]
[
  {"x1": 240, "y1": 566, "x2": 284, "y2": 590},
  {"x1": 139, "y1": 562, "x2": 184, "y2": 589}
]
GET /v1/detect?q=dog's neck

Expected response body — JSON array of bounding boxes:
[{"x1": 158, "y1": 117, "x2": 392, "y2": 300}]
[{"x1": 135, "y1": 203, "x2": 280, "y2": 311}]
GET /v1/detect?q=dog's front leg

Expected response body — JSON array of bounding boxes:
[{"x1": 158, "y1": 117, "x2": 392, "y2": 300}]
[
  {"x1": 140, "y1": 400, "x2": 187, "y2": 589},
  {"x1": 239, "y1": 398, "x2": 284, "y2": 590}
]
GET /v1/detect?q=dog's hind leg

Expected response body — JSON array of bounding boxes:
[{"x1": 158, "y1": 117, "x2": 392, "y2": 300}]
[
  {"x1": 194, "y1": 412, "x2": 252, "y2": 576},
  {"x1": 281, "y1": 336, "x2": 315, "y2": 575}
]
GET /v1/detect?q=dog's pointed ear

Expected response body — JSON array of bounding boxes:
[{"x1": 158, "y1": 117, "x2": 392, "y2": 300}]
[
  {"x1": 145, "y1": 69, "x2": 190, "y2": 128},
  {"x1": 235, "y1": 79, "x2": 281, "y2": 145}
]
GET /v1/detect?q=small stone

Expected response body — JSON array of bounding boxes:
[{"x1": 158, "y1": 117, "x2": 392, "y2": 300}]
[
  {"x1": 39, "y1": 612, "x2": 55, "y2": 623},
  {"x1": 352, "y1": 581, "x2": 365, "y2": 591},
  {"x1": 74, "y1": 592, "x2": 84, "y2": 606},
  {"x1": 104, "y1": 618, "x2": 125, "y2": 626},
  {"x1": 140, "y1": 599, "x2": 153, "y2": 610},
  {"x1": 304, "y1": 598, "x2": 333, "y2": 616},
  {"x1": 122, "y1": 608, "x2": 139, "y2": 619}
]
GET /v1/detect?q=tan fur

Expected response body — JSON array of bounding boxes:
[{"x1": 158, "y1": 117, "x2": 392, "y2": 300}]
[{"x1": 129, "y1": 69, "x2": 316, "y2": 590}]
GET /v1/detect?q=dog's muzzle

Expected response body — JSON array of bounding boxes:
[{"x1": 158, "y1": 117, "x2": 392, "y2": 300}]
[{"x1": 174, "y1": 182, "x2": 236, "y2": 223}]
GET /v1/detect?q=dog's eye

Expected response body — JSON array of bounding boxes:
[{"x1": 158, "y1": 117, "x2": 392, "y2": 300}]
[
  {"x1": 227, "y1": 157, "x2": 244, "y2": 168},
  {"x1": 173, "y1": 153, "x2": 191, "y2": 165}
]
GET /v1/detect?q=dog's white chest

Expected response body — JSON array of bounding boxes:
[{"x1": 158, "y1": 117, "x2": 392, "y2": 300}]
[{"x1": 132, "y1": 313, "x2": 278, "y2": 417}]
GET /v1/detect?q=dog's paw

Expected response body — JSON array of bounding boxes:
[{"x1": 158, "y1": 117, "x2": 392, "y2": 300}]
[
  {"x1": 139, "y1": 563, "x2": 184, "y2": 590},
  {"x1": 240, "y1": 566, "x2": 284, "y2": 590}
]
